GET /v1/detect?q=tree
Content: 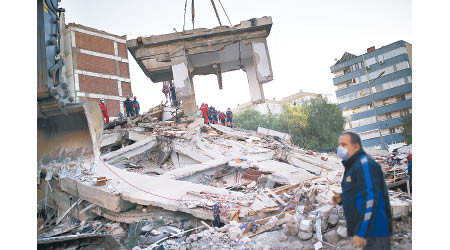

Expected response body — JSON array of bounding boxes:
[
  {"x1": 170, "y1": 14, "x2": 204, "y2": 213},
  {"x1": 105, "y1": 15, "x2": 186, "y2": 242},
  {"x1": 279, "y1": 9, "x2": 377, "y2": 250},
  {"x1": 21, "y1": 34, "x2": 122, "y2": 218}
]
[
  {"x1": 234, "y1": 96, "x2": 345, "y2": 151},
  {"x1": 233, "y1": 108, "x2": 266, "y2": 131},
  {"x1": 400, "y1": 113, "x2": 412, "y2": 144}
]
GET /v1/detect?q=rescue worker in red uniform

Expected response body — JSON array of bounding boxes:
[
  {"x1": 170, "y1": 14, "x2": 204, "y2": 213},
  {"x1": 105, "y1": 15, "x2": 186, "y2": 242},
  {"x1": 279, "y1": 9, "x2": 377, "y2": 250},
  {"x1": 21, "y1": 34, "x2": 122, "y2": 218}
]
[
  {"x1": 200, "y1": 103, "x2": 209, "y2": 124},
  {"x1": 219, "y1": 111, "x2": 226, "y2": 126},
  {"x1": 99, "y1": 98, "x2": 109, "y2": 124}
]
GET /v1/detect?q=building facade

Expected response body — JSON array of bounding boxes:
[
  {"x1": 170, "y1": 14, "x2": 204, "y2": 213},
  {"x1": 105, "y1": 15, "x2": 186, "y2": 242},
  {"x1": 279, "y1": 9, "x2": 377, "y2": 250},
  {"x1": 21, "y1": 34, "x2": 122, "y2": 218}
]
[
  {"x1": 330, "y1": 40, "x2": 412, "y2": 148},
  {"x1": 233, "y1": 91, "x2": 319, "y2": 115},
  {"x1": 61, "y1": 19, "x2": 132, "y2": 120}
]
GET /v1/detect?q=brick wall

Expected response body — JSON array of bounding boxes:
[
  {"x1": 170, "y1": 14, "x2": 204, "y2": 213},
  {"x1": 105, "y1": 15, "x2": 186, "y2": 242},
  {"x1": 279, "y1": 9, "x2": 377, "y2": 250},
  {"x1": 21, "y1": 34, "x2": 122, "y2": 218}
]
[
  {"x1": 119, "y1": 62, "x2": 130, "y2": 78},
  {"x1": 77, "y1": 53, "x2": 117, "y2": 76},
  {"x1": 78, "y1": 75, "x2": 119, "y2": 96},
  {"x1": 71, "y1": 25, "x2": 132, "y2": 114},
  {"x1": 75, "y1": 31, "x2": 114, "y2": 55},
  {"x1": 79, "y1": 97, "x2": 120, "y2": 117},
  {"x1": 121, "y1": 82, "x2": 132, "y2": 97},
  {"x1": 117, "y1": 43, "x2": 128, "y2": 58}
]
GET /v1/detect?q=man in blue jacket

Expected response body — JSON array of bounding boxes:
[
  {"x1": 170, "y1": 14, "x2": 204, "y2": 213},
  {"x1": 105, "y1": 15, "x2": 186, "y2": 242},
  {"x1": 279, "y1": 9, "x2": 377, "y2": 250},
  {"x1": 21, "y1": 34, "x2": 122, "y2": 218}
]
[
  {"x1": 124, "y1": 96, "x2": 134, "y2": 118},
  {"x1": 332, "y1": 132, "x2": 392, "y2": 249}
]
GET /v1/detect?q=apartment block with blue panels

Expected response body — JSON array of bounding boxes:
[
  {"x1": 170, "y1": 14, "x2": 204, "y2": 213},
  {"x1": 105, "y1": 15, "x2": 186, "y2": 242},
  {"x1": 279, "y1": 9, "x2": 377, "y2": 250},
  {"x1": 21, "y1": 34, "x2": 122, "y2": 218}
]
[{"x1": 330, "y1": 40, "x2": 412, "y2": 149}]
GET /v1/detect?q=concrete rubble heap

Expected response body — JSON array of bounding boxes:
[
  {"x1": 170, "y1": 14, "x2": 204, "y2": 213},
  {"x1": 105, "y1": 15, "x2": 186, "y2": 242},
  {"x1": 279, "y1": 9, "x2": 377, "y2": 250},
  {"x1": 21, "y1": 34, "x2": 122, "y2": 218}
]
[{"x1": 37, "y1": 107, "x2": 412, "y2": 250}]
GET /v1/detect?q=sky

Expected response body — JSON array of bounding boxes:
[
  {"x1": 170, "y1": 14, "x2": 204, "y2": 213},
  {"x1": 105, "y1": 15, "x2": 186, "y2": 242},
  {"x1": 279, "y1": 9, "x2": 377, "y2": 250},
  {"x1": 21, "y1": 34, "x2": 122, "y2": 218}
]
[{"x1": 61, "y1": 0, "x2": 412, "y2": 112}]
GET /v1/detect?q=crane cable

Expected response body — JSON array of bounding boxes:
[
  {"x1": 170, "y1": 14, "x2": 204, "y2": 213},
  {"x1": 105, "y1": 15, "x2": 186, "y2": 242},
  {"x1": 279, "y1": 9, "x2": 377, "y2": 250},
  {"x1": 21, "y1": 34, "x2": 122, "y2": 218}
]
[
  {"x1": 210, "y1": 0, "x2": 222, "y2": 26},
  {"x1": 218, "y1": 0, "x2": 233, "y2": 27},
  {"x1": 182, "y1": 0, "x2": 188, "y2": 32}
]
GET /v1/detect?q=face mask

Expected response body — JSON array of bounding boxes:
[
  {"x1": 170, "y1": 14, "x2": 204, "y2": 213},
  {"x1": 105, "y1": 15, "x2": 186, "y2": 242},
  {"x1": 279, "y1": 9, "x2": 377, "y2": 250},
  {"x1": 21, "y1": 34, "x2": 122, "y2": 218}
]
[{"x1": 337, "y1": 146, "x2": 349, "y2": 160}]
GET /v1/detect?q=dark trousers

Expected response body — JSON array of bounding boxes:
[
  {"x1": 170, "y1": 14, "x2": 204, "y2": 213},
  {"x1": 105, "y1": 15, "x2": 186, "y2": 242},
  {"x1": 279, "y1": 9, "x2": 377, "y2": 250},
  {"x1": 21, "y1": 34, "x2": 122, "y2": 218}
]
[
  {"x1": 134, "y1": 107, "x2": 140, "y2": 116},
  {"x1": 126, "y1": 109, "x2": 134, "y2": 117},
  {"x1": 363, "y1": 236, "x2": 391, "y2": 250}
]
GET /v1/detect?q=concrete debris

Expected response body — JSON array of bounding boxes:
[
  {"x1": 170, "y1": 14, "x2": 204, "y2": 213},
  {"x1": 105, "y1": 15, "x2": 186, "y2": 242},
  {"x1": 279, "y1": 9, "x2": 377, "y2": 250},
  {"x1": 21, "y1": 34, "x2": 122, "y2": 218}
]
[{"x1": 37, "y1": 107, "x2": 411, "y2": 249}]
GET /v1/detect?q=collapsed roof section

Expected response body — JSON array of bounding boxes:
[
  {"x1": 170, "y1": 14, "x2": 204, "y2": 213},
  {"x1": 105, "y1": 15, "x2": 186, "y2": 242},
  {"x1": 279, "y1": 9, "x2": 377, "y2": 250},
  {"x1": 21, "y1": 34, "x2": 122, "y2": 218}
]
[{"x1": 127, "y1": 17, "x2": 274, "y2": 115}]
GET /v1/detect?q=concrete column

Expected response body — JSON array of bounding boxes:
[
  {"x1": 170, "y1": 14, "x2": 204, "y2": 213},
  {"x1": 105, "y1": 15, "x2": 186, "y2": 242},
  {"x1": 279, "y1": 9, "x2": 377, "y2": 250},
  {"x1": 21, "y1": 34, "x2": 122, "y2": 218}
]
[
  {"x1": 244, "y1": 60, "x2": 265, "y2": 104},
  {"x1": 250, "y1": 39, "x2": 273, "y2": 83},
  {"x1": 170, "y1": 56, "x2": 197, "y2": 116},
  {"x1": 182, "y1": 76, "x2": 197, "y2": 116}
]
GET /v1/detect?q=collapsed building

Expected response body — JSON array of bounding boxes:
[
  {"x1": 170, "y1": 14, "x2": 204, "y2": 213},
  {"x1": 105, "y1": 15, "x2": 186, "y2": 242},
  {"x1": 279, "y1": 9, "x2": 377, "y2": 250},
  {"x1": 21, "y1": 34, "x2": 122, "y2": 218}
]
[
  {"x1": 37, "y1": 12, "x2": 412, "y2": 250},
  {"x1": 37, "y1": 109, "x2": 412, "y2": 249}
]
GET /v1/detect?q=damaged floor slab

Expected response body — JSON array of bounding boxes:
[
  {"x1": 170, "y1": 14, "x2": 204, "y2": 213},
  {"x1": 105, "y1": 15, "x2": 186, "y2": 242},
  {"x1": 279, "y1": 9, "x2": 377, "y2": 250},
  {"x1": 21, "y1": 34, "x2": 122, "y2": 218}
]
[{"x1": 127, "y1": 17, "x2": 274, "y2": 115}]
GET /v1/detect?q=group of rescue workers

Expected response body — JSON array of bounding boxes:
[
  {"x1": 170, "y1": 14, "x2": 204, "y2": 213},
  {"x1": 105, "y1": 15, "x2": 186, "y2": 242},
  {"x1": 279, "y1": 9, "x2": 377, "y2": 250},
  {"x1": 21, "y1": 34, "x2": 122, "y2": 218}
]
[
  {"x1": 199, "y1": 103, "x2": 234, "y2": 128},
  {"x1": 98, "y1": 95, "x2": 140, "y2": 124}
]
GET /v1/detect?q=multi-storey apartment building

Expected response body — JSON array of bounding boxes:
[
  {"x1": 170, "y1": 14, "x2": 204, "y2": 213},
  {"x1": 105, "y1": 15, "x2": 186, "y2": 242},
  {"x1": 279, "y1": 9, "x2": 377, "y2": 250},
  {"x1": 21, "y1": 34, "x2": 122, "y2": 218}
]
[
  {"x1": 330, "y1": 40, "x2": 412, "y2": 148},
  {"x1": 60, "y1": 17, "x2": 133, "y2": 120}
]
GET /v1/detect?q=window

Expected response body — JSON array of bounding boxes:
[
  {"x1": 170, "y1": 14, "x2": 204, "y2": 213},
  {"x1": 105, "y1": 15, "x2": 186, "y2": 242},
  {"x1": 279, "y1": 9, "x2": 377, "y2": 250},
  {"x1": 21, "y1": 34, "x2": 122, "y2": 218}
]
[
  {"x1": 350, "y1": 116, "x2": 377, "y2": 128},
  {"x1": 371, "y1": 77, "x2": 407, "y2": 94},
  {"x1": 377, "y1": 54, "x2": 384, "y2": 63},
  {"x1": 407, "y1": 76, "x2": 412, "y2": 83},
  {"x1": 396, "y1": 61, "x2": 410, "y2": 71},
  {"x1": 401, "y1": 109, "x2": 410, "y2": 116},
  {"x1": 389, "y1": 128, "x2": 396, "y2": 134},
  {"x1": 360, "y1": 74, "x2": 368, "y2": 82},
  {"x1": 384, "y1": 65, "x2": 395, "y2": 75},
  {"x1": 386, "y1": 112, "x2": 392, "y2": 119},
  {"x1": 383, "y1": 47, "x2": 408, "y2": 61},
  {"x1": 397, "y1": 95, "x2": 406, "y2": 102},
  {"x1": 365, "y1": 57, "x2": 377, "y2": 67},
  {"x1": 374, "y1": 84, "x2": 384, "y2": 92}
]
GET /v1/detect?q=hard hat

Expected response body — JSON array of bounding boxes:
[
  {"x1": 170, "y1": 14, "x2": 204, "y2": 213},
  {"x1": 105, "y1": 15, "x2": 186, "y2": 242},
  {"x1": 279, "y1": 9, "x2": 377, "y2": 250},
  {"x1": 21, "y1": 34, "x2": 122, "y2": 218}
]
[
  {"x1": 134, "y1": 96, "x2": 137, "y2": 99},
  {"x1": 100, "y1": 98, "x2": 105, "y2": 101}
]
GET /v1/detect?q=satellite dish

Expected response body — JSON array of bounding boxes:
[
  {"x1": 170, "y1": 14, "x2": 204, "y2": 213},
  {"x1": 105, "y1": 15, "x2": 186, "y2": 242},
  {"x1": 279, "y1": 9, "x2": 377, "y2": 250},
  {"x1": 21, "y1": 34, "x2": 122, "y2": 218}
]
[{"x1": 334, "y1": 58, "x2": 338, "y2": 61}]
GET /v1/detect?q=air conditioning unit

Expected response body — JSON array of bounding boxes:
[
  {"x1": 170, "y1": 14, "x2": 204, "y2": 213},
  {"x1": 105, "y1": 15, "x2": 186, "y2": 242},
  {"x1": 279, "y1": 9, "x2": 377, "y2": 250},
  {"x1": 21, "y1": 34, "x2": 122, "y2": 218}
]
[{"x1": 379, "y1": 60, "x2": 384, "y2": 64}]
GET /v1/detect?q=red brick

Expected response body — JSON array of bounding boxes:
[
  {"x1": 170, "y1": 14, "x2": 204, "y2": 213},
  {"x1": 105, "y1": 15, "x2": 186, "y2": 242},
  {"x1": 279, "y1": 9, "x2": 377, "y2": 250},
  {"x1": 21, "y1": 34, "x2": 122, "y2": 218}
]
[
  {"x1": 78, "y1": 75, "x2": 119, "y2": 96},
  {"x1": 117, "y1": 43, "x2": 128, "y2": 59},
  {"x1": 77, "y1": 53, "x2": 117, "y2": 76},
  {"x1": 119, "y1": 62, "x2": 130, "y2": 78},
  {"x1": 75, "y1": 31, "x2": 114, "y2": 55},
  {"x1": 121, "y1": 82, "x2": 132, "y2": 97}
]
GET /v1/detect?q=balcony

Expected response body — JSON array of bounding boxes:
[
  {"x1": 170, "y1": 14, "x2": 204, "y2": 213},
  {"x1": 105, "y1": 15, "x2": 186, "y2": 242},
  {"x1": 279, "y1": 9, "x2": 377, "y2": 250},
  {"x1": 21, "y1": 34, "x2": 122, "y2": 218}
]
[
  {"x1": 346, "y1": 116, "x2": 404, "y2": 134},
  {"x1": 361, "y1": 133, "x2": 404, "y2": 147},
  {"x1": 333, "y1": 69, "x2": 365, "y2": 85},
  {"x1": 373, "y1": 83, "x2": 412, "y2": 101},
  {"x1": 375, "y1": 98, "x2": 412, "y2": 115}
]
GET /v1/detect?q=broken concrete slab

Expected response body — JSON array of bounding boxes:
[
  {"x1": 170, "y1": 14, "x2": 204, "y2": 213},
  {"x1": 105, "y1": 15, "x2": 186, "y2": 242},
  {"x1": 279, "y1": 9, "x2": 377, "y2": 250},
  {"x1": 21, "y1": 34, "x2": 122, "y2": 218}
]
[
  {"x1": 100, "y1": 136, "x2": 157, "y2": 163},
  {"x1": 126, "y1": 131, "x2": 152, "y2": 141},
  {"x1": 172, "y1": 141, "x2": 213, "y2": 163},
  {"x1": 59, "y1": 177, "x2": 134, "y2": 213},
  {"x1": 287, "y1": 156, "x2": 323, "y2": 176},
  {"x1": 161, "y1": 157, "x2": 235, "y2": 180},
  {"x1": 69, "y1": 161, "x2": 248, "y2": 222},
  {"x1": 210, "y1": 124, "x2": 250, "y2": 140},
  {"x1": 101, "y1": 132, "x2": 124, "y2": 148},
  {"x1": 257, "y1": 127, "x2": 291, "y2": 142},
  {"x1": 252, "y1": 160, "x2": 316, "y2": 185}
]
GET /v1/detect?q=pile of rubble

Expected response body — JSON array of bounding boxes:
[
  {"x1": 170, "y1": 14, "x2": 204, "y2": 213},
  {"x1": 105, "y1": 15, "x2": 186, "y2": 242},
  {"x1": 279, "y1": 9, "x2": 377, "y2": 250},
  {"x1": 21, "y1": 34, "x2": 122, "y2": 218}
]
[{"x1": 37, "y1": 108, "x2": 412, "y2": 249}]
